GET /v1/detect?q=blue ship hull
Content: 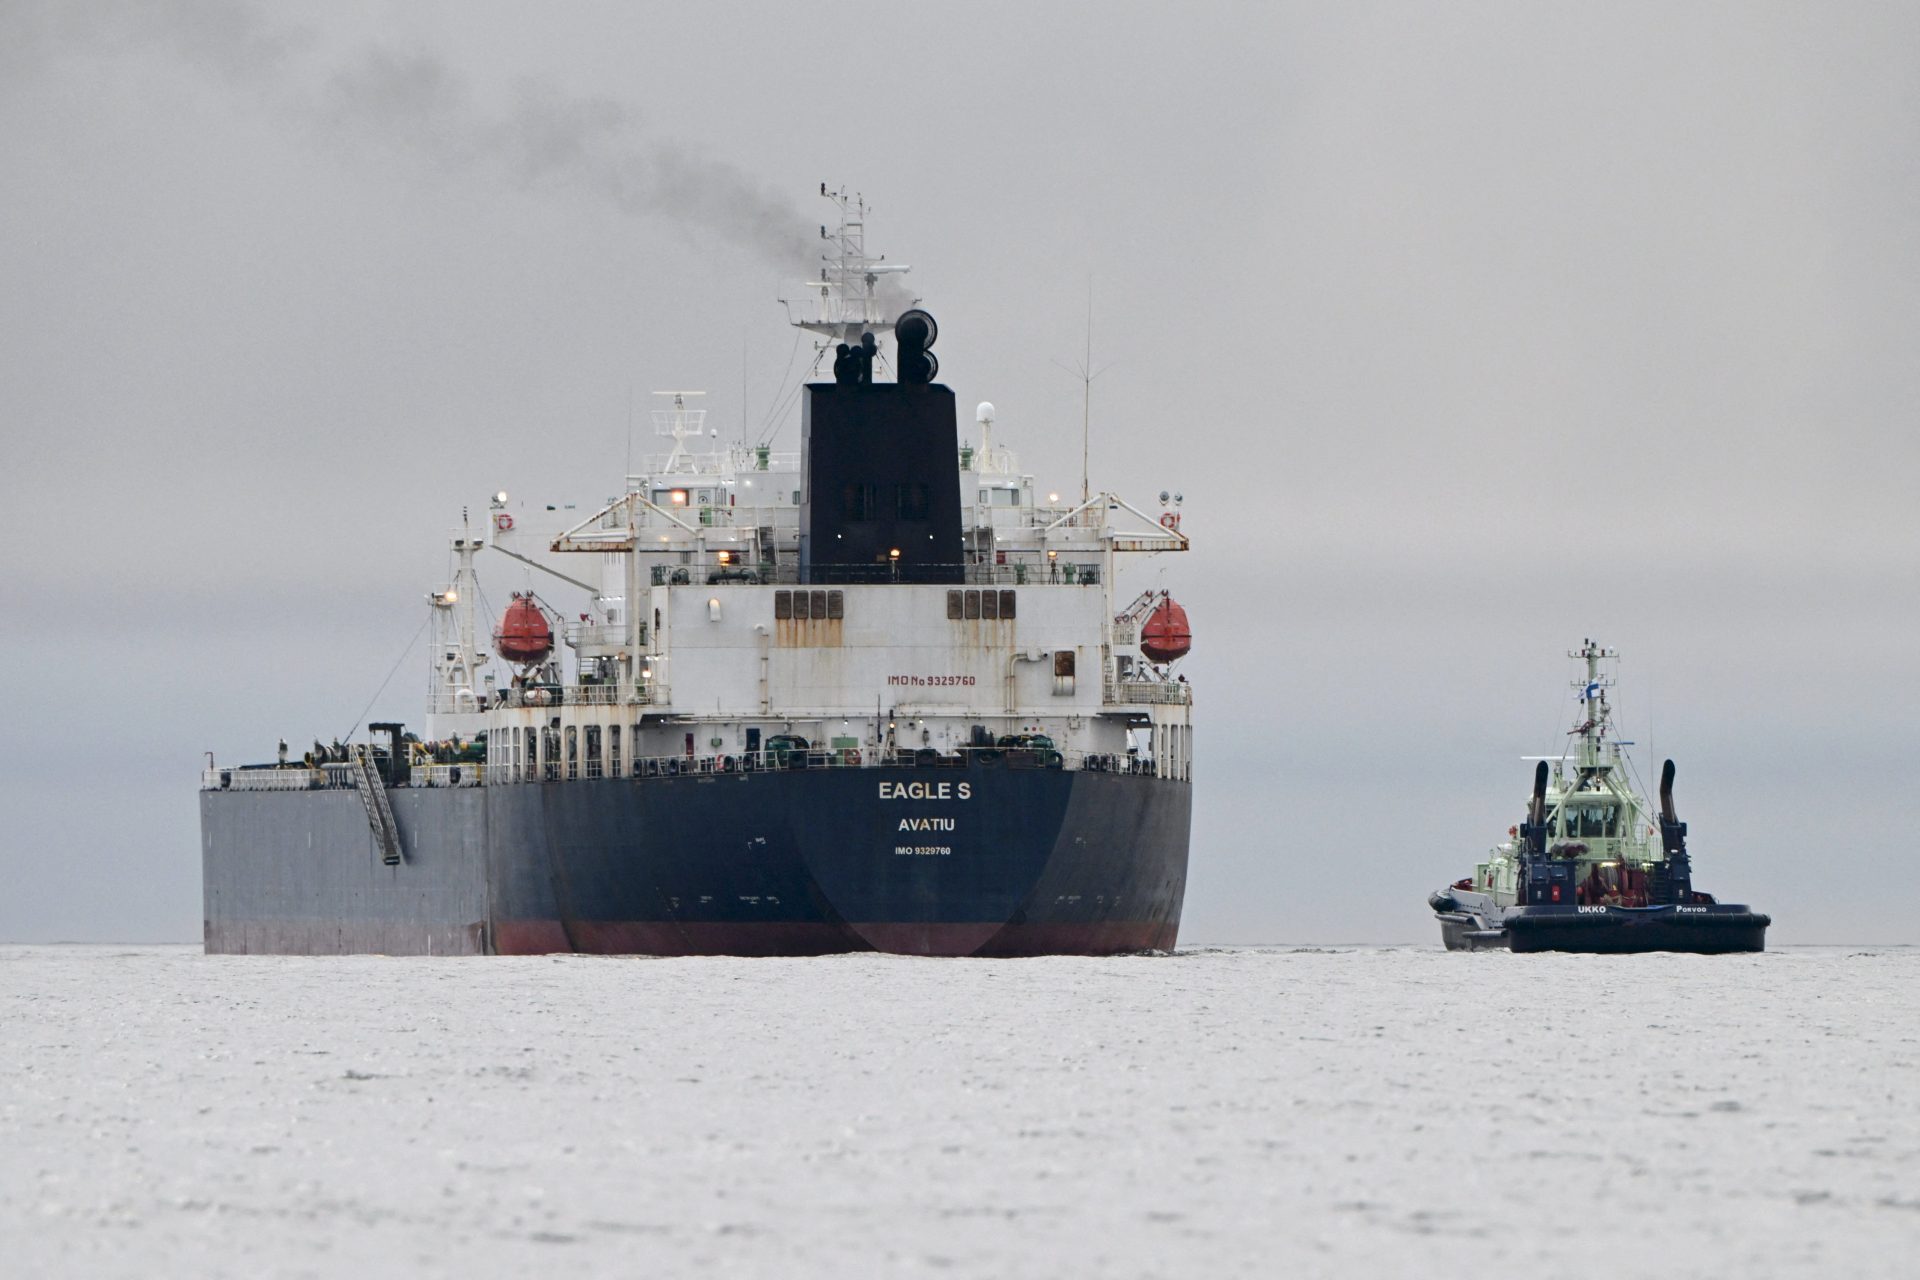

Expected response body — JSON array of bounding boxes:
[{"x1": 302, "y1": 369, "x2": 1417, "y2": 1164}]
[{"x1": 202, "y1": 763, "x2": 1190, "y2": 957}]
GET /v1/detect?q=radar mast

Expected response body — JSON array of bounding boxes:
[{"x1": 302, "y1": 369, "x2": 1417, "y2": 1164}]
[{"x1": 780, "y1": 186, "x2": 916, "y2": 362}]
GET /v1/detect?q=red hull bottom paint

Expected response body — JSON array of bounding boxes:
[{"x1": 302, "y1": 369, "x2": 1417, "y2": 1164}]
[{"x1": 492, "y1": 919, "x2": 1175, "y2": 958}]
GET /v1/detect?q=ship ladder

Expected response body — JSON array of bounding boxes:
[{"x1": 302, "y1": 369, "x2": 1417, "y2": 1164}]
[{"x1": 350, "y1": 747, "x2": 405, "y2": 866}]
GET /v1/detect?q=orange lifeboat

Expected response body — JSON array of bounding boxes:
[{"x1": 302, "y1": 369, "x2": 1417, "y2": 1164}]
[
  {"x1": 495, "y1": 592, "x2": 554, "y2": 665},
  {"x1": 1140, "y1": 597, "x2": 1192, "y2": 663}
]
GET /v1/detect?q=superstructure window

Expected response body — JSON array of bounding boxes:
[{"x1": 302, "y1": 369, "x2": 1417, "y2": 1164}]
[
  {"x1": 585, "y1": 725, "x2": 602, "y2": 780},
  {"x1": 775, "y1": 590, "x2": 792, "y2": 620},
  {"x1": 950, "y1": 589, "x2": 1016, "y2": 621},
  {"x1": 827, "y1": 590, "x2": 845, "y2": 619},
  {"x1": 608, "y1": 725, "x2": 621, "y2": 779},
  {"x1": 896, "y1": 483, "x2": 930, "y2": 521},
  {"x1": 811, "y1": 590, "x2": 828, "y2": 619},
  {"x1": 843, "y1": 482, "x2": 879, "y2": 521}
]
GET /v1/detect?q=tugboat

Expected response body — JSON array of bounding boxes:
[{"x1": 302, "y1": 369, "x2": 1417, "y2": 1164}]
[{"x1": 1429, "y1": 641, "x2": 1769, "y2": 953}]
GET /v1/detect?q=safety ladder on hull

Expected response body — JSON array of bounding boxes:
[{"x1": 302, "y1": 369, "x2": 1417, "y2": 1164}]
[{"x1": 349, "y1": 747, "x2": 404, "y2": 866}]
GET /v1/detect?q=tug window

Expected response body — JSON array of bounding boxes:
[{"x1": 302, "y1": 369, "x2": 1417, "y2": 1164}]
[{"x1": 1565, "y1": 807, "x2": 1617, "y2": 839}]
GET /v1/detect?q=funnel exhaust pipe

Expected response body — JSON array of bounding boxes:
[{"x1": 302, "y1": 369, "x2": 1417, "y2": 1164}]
[{"x1": 1520, "y1": 760, "x2": 1550, "y2": 856}]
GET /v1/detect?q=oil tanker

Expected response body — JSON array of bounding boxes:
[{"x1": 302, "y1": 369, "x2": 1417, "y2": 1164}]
[{"x1": 199, "y1": 190, "x2": 1196, "y2": 957}]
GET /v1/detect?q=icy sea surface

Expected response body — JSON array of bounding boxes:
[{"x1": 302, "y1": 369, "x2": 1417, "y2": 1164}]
[{"x1": 3, "y1": 945, "x2": 1916, "y2": 1279}]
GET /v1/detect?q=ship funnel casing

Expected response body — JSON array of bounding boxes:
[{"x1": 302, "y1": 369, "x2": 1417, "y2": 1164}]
[
  {"x1": 1140, "y1": 598, "x2": 1192, "y2": 663},
  {"x1": 495, "y1": 593, "x2": 555, "y2": 665},
  {"x1": 800, "y1": 378, "x2": 964, "y2": 583}
]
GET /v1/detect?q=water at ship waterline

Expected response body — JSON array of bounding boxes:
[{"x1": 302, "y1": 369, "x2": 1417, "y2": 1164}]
[{"x1": 4, "y1": 945, "x2": 1914, "y2": 1278}]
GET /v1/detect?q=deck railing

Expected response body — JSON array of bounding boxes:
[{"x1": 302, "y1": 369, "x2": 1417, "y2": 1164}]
[
  {"x1": 488, "y1": 744, "x2": 1160, "y2": 784},
  {"x1": 651, "y1": 562, "x2": 1104, "y2": 587},
  {"x1": 1103, "y1": 679, "x2": 1193, "y2": 706},
  {"x1": 202, "y1": 762, "x2": 487, "y2": 792},
  {"x1": 206, "y1": 746, "x2": 1180, "y2": 792},
  {"x1": 495, "y1": 683, "x2": 643, "y2": 709}
]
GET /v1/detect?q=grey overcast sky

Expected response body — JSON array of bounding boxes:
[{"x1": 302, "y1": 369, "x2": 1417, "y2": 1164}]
[{"x1": 2, "y1": 0, "x2": 1915, "y2": 943}]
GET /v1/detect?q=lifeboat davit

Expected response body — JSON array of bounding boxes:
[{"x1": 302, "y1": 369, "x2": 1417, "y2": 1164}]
[
  {"x1": 495, "y1": 593, "x2": 554, "y2": 665},
  {"x1": 1140, "y1": 597, "x2": 1192, "y2": 663}
]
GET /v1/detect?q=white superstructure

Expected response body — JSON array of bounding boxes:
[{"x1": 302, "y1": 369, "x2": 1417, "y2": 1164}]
[{"x1": 422, "y1": 190, "x2": 1194, "y2": 788}]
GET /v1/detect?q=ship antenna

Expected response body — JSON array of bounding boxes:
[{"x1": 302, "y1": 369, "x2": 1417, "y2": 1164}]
[
  {"x1": 624, "y1": 383, "x2": 635, "y2": 484},
  {"x1": 1053, "y1": 277, "x2": 1112, "y2": 506}
]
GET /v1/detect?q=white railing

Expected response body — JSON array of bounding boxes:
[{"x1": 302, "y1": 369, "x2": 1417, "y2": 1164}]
[
  {"x1": 1104, "y1": 679, "x2": 1193, "y2": 707},
  {"x1": 564, "y1": 622, "x2": 634, "y2": 651},
  {"x1": 496, "y1": 684, "x2": 641, "y2": 709},
  {"x1": 203, "y1": 766, "x2": 325, "y2": 791},
  {"x1": 407, "y1": 764, "x2": 484, "y2": 788}
]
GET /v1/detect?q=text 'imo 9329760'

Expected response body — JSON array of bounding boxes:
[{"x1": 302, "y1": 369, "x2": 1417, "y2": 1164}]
[{"x1": 200, "y1": 189, "x2": 1196, "y2": 957}]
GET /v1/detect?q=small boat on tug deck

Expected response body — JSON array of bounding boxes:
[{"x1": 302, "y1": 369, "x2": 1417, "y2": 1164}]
[{"x1": 1428, "y1": 641, "x2": 1769, "y2": 954}]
